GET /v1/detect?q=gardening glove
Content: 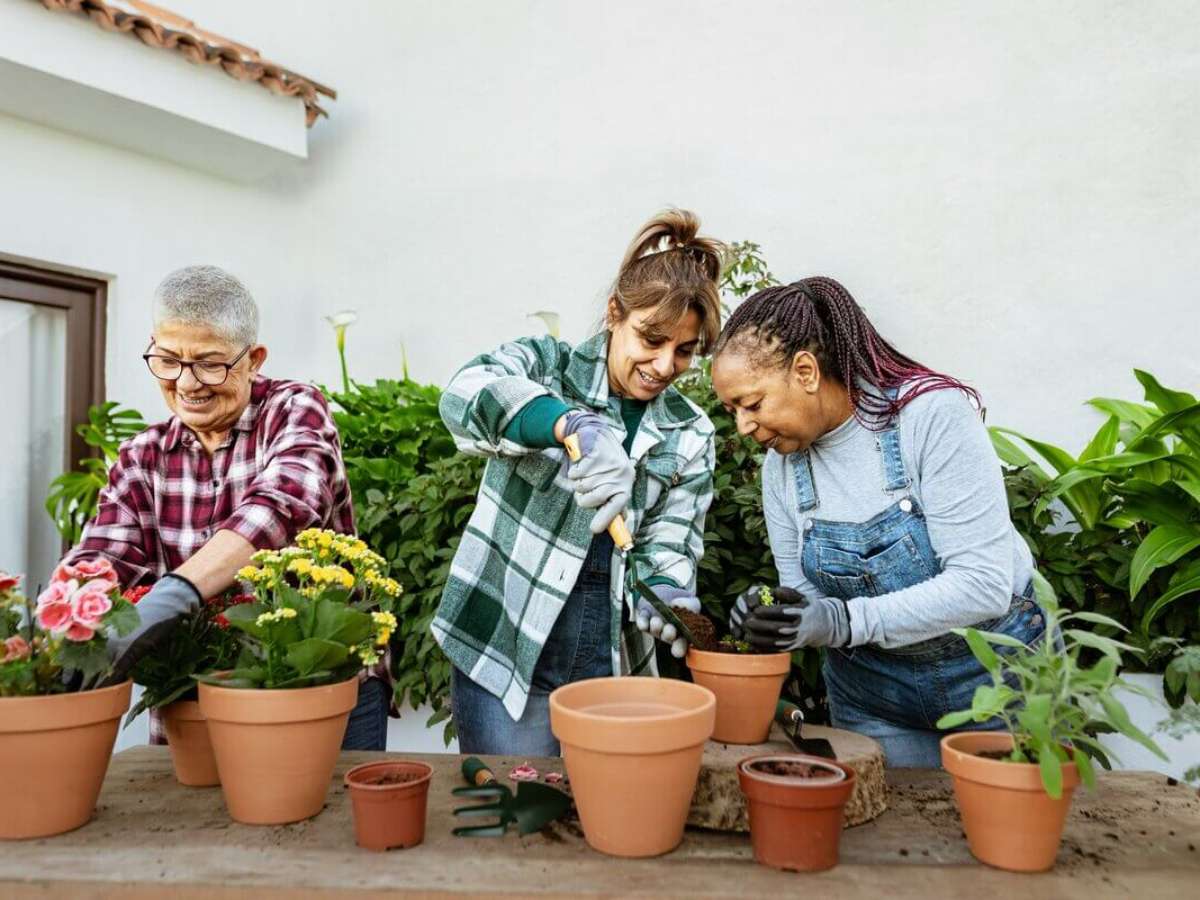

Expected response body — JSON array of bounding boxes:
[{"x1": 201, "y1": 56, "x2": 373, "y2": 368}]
[
  {"x1": 635, "y1": 584, "x2": 701, "y2": 659},
  {"x1": 97, "y1": 574, "x2": 201, "y2": 687},
  {"x1": 728, "y1": 584, "x2": 773, "y2": 640},
  {"x1": 740, "y1": 588, "x2": 851, "y2": 651},
  {"x1": 561, "y1": 411, "x2": 635, "y2": 535}
]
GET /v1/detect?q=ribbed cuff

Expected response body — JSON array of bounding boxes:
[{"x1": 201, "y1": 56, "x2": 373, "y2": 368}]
[{"x1": 502, "y1": 396, "x2": 571, "y2": 448}]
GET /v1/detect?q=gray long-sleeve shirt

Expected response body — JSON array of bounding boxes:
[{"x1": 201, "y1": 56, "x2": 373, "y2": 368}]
[{"x1": 762, "y1": 386, "x2": 1034, "y2": 649}]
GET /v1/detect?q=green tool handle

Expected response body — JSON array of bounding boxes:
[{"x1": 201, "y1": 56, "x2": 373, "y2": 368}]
[
  {"x1": 776, "y1": 698, "x2": 803, "y2": 727},
  {"x1": 462, "y1": 756, "x2": 497, "y2": 787}
]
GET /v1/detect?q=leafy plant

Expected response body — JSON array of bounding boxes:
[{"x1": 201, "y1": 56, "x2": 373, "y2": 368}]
[
  {"x1": 1161, "y1": 640, "x2": 1200, "y2": 708},
  {"x1": 936, "y1": 574, "x2": 1167, "y2": 798},
  {"x1": 195, "y1": 529, "x2": 400, "y2": 690},
  {"x1": 993, "y1": 370, "x2": 1200, "y2": 670},
  {"x1": 45, "y1": 402, "x2": 147, "y2": 546}
]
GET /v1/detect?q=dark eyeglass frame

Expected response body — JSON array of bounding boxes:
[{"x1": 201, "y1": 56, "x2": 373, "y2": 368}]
[{"x1": 143, "y1": 338, "x2": 253, "y2": 386}]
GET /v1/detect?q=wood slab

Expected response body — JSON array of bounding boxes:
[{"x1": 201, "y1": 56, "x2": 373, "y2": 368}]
[{"x1": 689, "y1": 723, "x2": 888, "y2": 831}]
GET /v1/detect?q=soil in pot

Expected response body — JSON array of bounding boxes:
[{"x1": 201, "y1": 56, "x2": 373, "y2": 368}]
[
  {"x1": 675, "y1": 610, "x2": 717, "y2": 651},
  {"x1": 941, "y1": 731, "x2": 1080, "y2": 873},
  {"x1": 0, "y1": 680, "x2": 133, "y2": 839},
  {"x1": 345, "y1": 760, "x2": 434, "y2": 851},
  {"x1": 738, "y1": 753, "x2": 857, "y2": 872},
  {"x1": 161, "y1": 700, "x2": 220, "y2": 787}
]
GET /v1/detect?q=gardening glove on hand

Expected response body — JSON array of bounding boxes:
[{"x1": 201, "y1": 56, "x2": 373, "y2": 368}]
[
  {"x1": 98, "y1": 574, "x2": 201, "y2": 687},
  {"x1": 741, "y1": 588, "x2": 851, "y2": 651},
  {"x1": 561, "y1": 411, "x2": 635, "y2": 535},
  {"x1": 728, "y1": 584, "x2": 773, "y2": 640},
  {"x1": 635, "y1": 584, "x2": 701, "y2": 659}
]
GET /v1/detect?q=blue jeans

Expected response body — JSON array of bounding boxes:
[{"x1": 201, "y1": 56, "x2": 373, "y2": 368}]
[
  {"x1": 341, "y1": 677, "x2": 390, "y2": 751},
  {"x1": 451, "y1": 536, "x2": 614, "y2": 756},
  {"x1": 823, "y1": 595, "x2": 1047, "y2": 767}
]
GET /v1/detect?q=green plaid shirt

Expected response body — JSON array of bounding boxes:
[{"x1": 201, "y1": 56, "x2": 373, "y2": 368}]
[{"x1": 432, "y1": 332, "x2": 715, "y2": 720}]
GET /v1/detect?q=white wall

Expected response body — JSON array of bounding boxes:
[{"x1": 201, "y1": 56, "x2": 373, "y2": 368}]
[{"x1": 1, "y1": 0, "x2": 1196, "y2": 450}]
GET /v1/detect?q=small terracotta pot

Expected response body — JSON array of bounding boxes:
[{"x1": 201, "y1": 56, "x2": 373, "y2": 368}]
[
  {"x1": 737, "y1": 753, "x2": 856, "y2": 871},
  {"x1": 941, "y1": 731, "x2": 1079, "y2": 872},
  {"x1": 161, "y1": 700, "x2": 219, "y2": 787},
  {"x1": 344, "y1": 760, "x2": 434, "y2": 851},
  {"x1": 686, "y1": 648, "x2": 791, "y2": 744},
  {"x1": 550, "y1": 676, "x2": 715, "y2": 858},
  {"x1": 198, "y1": 675, "x2": 358, "y2": 825},
  {"x1": 0, "y1": 680, "x2": 132, "y2": 839}
]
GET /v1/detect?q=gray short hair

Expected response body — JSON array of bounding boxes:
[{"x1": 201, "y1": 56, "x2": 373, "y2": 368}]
[{"x1": 152, "y1": 265, "x2": 259, "y2": 346}]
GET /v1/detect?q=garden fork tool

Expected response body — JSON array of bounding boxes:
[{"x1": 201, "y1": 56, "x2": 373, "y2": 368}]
[
  {"x1": 451, "y1": 757, "x2": 572, "y2": 837},
  {"x1": 776, "y1": 699, "x2": 837, "y2": 759},
  {"x1": 563, "y1": 433, "x2": 634, "y2": 554}
]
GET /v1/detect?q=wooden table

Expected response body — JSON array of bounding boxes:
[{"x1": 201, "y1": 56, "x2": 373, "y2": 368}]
[{"x1": 1, "y1": 747, "x2": 1196, "y2": 898}]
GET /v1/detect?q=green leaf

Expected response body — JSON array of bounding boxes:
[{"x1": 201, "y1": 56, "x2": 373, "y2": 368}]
[
  {"x1": 222, "y1": 602, "x2": 268, "y2": 638},
  {"x1": 1134, "y1": 370, "x2": 1196, "y2": 414},
  {"x1": 1079, "y1": 416, "x2": 1120, "y2": 463},
  {"x1": 1038, "y1": 741, "x2": 1064, "y2": 799},
  {"x1": 1098, "y1": 694, "x2": 1169, "y2": 761},
  {"x1": 964, "y1": 629, "x2": 999, "y2": 673},
  {"x1": 1140, "y1": 571, "x2": 1200, "y2": 631},
  {"x1": 1086, "y1": 397, "x2": 1158, "y2": 430},
  {"x1": 1064, "y1": 629, "x2": 1137, "y2": 664},
  {"x1": 1060, "y1": 611, "x2": 1127, "y2": 632},
  {"x1": 935, "y1": 709, "x2": 978, "y2": 729},
  {"x1": 285, "y1": 638, "x2": 349, "y2": 676},
  {"x1": 1129, "y1": 525, "x2": 1200, "y2": 598},
  {"x1": 990, "y1": 428, "x2": 1077, "y2": 476},
  {"x1": 952, "y1": 627, "x2": 1028, "y2": 650},
  {"x1": 1073, "y1": 746, "x2": 1096, "y2": 790},
  {"x1": 104, "y1": 600, "x2": 141, "y2": 637}
]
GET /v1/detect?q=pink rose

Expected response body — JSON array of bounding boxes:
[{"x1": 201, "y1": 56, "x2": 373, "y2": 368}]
[
  {"x1": 36, "y1": 581, "x2": 77, "y2": 634},
  {"x1": 64, "y1": 621, "x2": 96, "y2": 642},
  {"x1": 52, "y1": 557, "x2": 116, "y2": 584},
  {"x1": 2, "y1": 636, "x2": 30, "y2": 662},
  {"x1": 0, "y1": 571, "x2": 20, "y2": 593},
  {"x1": 71, "y1": 588, "x2": 113, "y2": 628}
]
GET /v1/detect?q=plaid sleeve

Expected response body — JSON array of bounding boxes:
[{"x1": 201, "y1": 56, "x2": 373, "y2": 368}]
[
  {"x1": 221, "y1": 386, "x2": 346, "y2": 550},
  {"x1": 626, "y1": 432, "x2": 716, "y2": 593},
  {"x1": 61, "y1": 440, "x2": 158, "y2": 589},
  {"x1": 438, "y1": 335, "x2": 567, "y2": 458}
]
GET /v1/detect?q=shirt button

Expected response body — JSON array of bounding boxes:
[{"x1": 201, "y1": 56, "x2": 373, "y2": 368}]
[
  {"x1": 899, "y1": 498, "x2": 913, "y2": 513},
  {"x1": 803, "y1": 519, "x2": 815, "y2": 531},
  {"x1": 1031, "y1": 614, "x2": 1043, "y2": 627},
  {"x1": 1021, "y1": 600, "x2": 1034, "y2": 611}
]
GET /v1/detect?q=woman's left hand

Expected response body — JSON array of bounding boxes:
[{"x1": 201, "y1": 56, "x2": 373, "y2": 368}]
[
  {"x1": 634, "y1": 585, "x2": 700, "y2": 658},
  {"x1": 741, "y1": 593, "x2": 851, "y2": 650}
]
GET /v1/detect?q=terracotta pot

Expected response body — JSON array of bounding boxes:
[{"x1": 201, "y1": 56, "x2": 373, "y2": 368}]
[
  {"x1": 161, "y1": 699, "x2": 220, "y2": 787},
  {"x1": 549, "y1": 676, "x2": 715, "y2": 858},
  {"x1": 941, "y1": 731, "x2": 1079, "y2": 872},
  {"x1": 686, "y1": 648, "x2": 790, "y2": 744},
  {"x1": 344, "y1": 760, "x2": 434, "y2": 851},
  {"x1": 198, "y1": 676, "x2": 358, "y2": 825},
  {"x1": 737, "y1": 753, "x2": 856, "y2": 871},
  {"x1": 0, "y1": 680, "x2": 132, "y2": 839}
]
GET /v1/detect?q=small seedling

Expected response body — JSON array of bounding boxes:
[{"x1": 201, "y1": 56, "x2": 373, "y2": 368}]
[{"x1": 758, "y1": 586, "x2": 775, "y2": 607}]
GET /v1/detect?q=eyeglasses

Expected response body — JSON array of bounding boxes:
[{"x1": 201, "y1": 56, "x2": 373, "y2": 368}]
[{"x1": 143, "y1": 339, "x2": 252, "y2": 386}]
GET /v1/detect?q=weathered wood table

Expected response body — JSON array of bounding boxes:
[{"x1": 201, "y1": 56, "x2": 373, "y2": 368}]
[{"x1": 0, "y1": 747, "x2": 1196, "y2": 898}]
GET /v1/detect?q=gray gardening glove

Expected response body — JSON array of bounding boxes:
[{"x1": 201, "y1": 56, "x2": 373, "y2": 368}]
[
  {"x1": 729, "y1": 584, "x2": 772, "y2": 639},
  {"x1": 740, "y1": 588, "x2": 851, "y2": 650},
  {"x1": 562, "y1": 411, "x2": 635, "y2": 535},
  {"x1": 635, "y1": 584, "x2": 701, "y2": 659},
  {"x1": 97, "y1": 574, "x2": 201, "y2": 687}
]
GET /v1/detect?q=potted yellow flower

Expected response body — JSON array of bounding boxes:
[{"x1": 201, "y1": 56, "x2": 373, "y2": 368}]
[{"x1": 196, "y1": 529, "x2": 401, "y2": 825}]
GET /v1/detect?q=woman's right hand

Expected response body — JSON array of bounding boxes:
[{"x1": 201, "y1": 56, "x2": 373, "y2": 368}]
[{"x1": 560, "y1": 411, "x2": 635, "y2": 534}]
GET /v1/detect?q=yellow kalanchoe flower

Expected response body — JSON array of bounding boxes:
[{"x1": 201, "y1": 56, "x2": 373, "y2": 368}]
[{"x1": 237, "y1": 565, "x2": 261, "y2": 581}]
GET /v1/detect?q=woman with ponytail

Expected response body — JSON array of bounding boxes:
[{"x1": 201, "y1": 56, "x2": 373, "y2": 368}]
[
  {"x1": 434, "y1": 210, "x2": 724, "y2": 754},
  {"x1": 711, "y1": 276, "x2": 1041, "y2": 767}
]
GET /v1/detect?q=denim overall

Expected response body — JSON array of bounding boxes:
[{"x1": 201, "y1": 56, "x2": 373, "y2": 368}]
[
  {"x1": 451, "y1": 533, "x2": 615, "y2": 755},
  {"x1": 795, "y1": 420, "x2": 1045, "y2": 767}
]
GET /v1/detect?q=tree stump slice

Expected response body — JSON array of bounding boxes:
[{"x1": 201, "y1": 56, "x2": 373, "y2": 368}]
[{"x1": 687, "y1": 723, "x2": 888, "y2": 832}]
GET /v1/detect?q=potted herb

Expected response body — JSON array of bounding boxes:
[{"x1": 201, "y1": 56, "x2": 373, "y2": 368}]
[
  {"x1": 737, "y1": 753, "x2": 857, "y2": 871},
  {"x1": 0, "y1": 561, "x2": 139, "y2": 838},
  {"x1": 684, "y1": 586, "x2": 791, "y2": 744},
  {"x1": 195, "y1": 529, "x2": 401, "y2": 825},
  {"x1": 936, "y1": 574, "x2": 1168, "y2": 872},
  {"x1": 123, "y1": 585, "x2": 248, "y2": 786}
]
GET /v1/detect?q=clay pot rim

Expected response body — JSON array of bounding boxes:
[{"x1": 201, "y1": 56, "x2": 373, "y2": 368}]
[
  {"x1": 686, "y1": 648, "x2": 792, "y2": 676},
  {"x1": 198, "y1": 674, "x2": 359, "y2": 725},
  {"x1": 941, "y1": 731, "x2": 1080, "y2": 793},
  {"x1": 345, "y1": 760, "x2": 434, "y2": 793},
  {"x1": 162, "y1": 699, "x2": 205, "y2": 721},
  {"x1": 0, "y1": 679, "x2": 133, "y2": 733},
  {"x1": 738, "y1": 753, "x2": 848, "y2": 786},
  {"x1": 549, "y1": 677, "x2": 715, "y2": 725}
]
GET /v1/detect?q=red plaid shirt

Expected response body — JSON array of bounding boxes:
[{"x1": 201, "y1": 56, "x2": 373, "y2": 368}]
[{"x1": 65, "y1": 377, "x2": 355, "y2": 586}]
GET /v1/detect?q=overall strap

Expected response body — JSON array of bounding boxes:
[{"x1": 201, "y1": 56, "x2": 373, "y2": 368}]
[
  {"x1": 875, "y1": 391, "x2": 911, "y2": 492},
  {"x1": 791, "y1": 451, "x2": 819, "y2": 512}
]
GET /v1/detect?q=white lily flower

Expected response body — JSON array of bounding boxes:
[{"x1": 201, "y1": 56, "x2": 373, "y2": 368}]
[{"x1": 527, "y1": 310, "x2": 560, "y2": 338}]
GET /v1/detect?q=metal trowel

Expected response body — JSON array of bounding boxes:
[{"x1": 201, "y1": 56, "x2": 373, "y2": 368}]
[{"x1": 776, "y1": 699, "x2": 837, "y2": 759}]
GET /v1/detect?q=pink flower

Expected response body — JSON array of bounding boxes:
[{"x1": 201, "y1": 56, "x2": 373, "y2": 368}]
[
  {"x1": 52, "y1": 557, "x2": 116, "y2": 585},
  {"x1": 64, "y1": 621, "x2": 96, "y2": 642},
  {"x1": 2, "y1": 636, "x2": 30, "y2": 662},
  {"x1": 0, "y1": 571, "x2": 20, "y2": 593},
  {"x1": 36, "y1": 581, "x2": 78, "y2": 634},
  {"x1": 71, "y1": 587, "x2": 113, "y2": 629}
]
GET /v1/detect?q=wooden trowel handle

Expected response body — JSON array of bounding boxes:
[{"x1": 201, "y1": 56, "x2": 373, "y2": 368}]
[{"x1": 562, "y1": 433, "x2": 634, "y2": 552}]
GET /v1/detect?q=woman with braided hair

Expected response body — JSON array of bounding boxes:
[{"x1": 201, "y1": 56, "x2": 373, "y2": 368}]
[
  {"x1": 711, "y1": 276, "x2": 1041, "y2": 767},
  {"x1": 434, "y1": 210, "x2": 724, "y2": 754}
]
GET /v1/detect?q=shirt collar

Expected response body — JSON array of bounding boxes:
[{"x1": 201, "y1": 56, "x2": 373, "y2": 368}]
[{"x1": 163, "y1": 376, "x2": 269, "y2": 451}]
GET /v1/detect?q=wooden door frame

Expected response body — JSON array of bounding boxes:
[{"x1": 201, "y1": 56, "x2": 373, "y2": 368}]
[{"x1": 0, "y1": 261, "x2": 107, "y2": 473}]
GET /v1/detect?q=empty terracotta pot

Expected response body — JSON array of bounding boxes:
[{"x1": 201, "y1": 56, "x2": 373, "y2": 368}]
[
  {"x1": 686, "y1": 648, "x2": 791, "y2": 744},
  {"x1": 738, "y1": 753, "x2": 856, "y2": 871},
  {"x1": 549, "y1": 676, "x2": 715, "y2": 858},
  {"x1": 344, "y1": 760, "x2": 434, "y2": 851},
  {"x1": 161, "y1": 700, "x2": 219, "y2": 787},
  {"x1": 199, "y1": 675, "x2": 358, "y2": 825},
  {"x1": 941, "y1": 731, "x2": 1079, "y2": 872},
  {"x1": 0, "y1": 680, "x2": 132, "y2": 839}
]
